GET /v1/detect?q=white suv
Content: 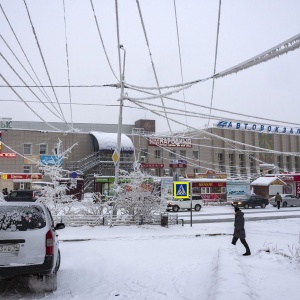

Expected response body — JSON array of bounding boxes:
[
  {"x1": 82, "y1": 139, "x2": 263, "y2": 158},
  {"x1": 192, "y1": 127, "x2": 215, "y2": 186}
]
[
  {"x1": 167, "y1": 195, "x2": 203, "y2": 212},
  {"x1": 0, "y1": 201, "x2": 65, "y2": 292}
]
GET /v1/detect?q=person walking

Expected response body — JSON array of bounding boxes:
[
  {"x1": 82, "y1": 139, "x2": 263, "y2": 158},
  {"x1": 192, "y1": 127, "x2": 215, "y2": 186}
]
[
  {"x1": 232, "y1": 206, "x2": 251, "y2": 256},
  {"x1": 275, "y1": 192, "x2": 282, "y2": 209}
]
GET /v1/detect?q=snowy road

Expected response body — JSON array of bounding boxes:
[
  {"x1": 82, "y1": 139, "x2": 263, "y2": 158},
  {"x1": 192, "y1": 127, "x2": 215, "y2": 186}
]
[{"x1": 1, "y1": 207, "x2": 300, "y2": 300}]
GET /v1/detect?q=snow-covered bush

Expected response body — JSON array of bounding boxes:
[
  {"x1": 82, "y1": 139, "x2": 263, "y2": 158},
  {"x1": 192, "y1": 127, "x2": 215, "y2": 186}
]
[
  {"x1": 112, "y1": 169, "x2": 161, "y2": 220},
  {"x1": 288, "y1": 235, "x2": 300, "y2": 263}
]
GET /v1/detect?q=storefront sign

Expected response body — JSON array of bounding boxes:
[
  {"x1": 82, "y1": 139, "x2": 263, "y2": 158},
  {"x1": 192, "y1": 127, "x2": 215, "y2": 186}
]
[
  {"x1": 216, "y1": 120, "x2": 300, "y2": 135},
  {"x1": 0, "y1": 153, "x2": 16, "y2": 157},
  {"x1": 1, "y1": 173, "x2": 42, "y2": 180},
  {"x1": 0, "y1": 118, "x2": 12, "y2": 129},
  {"x1": 148, "y1": 137, "x2": 192, "y2": 148},
  {"x1": 140, "y1": 163, "x2": 164, "y2": 168},
  {"x1": 169, "y1": 160, "x2": 187, "y2": 168}
]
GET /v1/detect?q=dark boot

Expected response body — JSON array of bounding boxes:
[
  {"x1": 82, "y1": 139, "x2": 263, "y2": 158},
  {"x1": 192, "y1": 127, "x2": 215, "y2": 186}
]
[{"x1": 241, "y1": 239, "x2": 251, "y2": 256}]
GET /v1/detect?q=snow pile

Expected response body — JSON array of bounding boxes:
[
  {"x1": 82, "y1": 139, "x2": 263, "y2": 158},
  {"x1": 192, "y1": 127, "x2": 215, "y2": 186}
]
[{"x1": 209, "y1": 245, "x2": 252, "y2": 300}]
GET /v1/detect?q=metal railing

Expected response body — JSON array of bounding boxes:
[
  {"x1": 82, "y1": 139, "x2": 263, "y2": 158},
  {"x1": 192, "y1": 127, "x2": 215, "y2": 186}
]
[{"x1": 53, "y1": 213, "x2": 178, "y2": 227}]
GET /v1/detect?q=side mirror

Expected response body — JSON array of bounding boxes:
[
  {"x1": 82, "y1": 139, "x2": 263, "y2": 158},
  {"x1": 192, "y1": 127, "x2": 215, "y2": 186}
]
[{"x1": 55, "y1": 223, "x2": 65, "y2": 230}]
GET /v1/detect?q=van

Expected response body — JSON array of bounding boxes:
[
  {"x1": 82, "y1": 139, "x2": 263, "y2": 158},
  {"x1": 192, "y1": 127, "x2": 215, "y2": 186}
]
[
  {"x1": 166, "y1": 195, "x2": 203, "y2": 212},
  {"x1": 4, "y1": 190, "x2": 41, "y2": 202}
]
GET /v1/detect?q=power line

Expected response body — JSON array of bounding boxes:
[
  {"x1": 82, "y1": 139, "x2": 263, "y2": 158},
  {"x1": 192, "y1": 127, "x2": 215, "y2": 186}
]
[
  {"x1": 23, "y1": 0, "x2": 69, "y2": 128},
  {"x1": 173, "y1": 0, "x2": 188, "y2": 127},
  {"x1": 0, "y1": 52, "x2": 66, "y2": 121},
  {"x1": 0, "y1": 3, "x2": 54, "y2": 105},
  {"x1": 90, "y1": 0, "x2": 118, "y2": 81},
  {"x1": 62, "y1": 0, "x2": 73, "y2": 127},
  {"x1": 136, "y1": 0, "x2": 172, "y2": 133},
  {"x1": 207, "y1": 0, "x2": 222, "y2": 127}
]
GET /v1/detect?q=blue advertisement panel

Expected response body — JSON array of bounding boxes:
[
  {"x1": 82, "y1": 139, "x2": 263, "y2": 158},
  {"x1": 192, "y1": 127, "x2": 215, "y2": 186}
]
[{"x1": 40, "y1": 155, "x2": 63, "y2": 166}]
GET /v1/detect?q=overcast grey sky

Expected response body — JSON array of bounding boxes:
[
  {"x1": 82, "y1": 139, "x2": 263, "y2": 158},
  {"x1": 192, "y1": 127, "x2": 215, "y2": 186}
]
[{"x1": 0, "y1": 0, "x2": 299, "y2": 133}]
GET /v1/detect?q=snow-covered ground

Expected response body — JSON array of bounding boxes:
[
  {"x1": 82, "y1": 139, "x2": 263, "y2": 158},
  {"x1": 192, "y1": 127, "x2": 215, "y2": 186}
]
[{"x1": 2, "y1": 206, "x2": 300, "y2": 300}]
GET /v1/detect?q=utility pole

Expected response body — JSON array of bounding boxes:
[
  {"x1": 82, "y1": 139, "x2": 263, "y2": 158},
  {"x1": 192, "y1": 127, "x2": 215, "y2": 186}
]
[{"x1": 114, "y1": 45, "x2": 126, "y2": 187}]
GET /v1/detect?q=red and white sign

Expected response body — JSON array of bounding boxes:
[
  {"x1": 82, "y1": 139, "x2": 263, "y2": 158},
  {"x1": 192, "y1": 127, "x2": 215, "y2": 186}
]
[
  {"x1": 1, "y1": 173, "x2": 42, "y2": 180},
  {"x1": 169, "y1": 160, "x2": 187, "y2": 168},
  {"x1": 140, "y1": 163, "x2": 164, "y2": 169},
  {"x1": 0, "y1": 153, "x2": 16, "y2": 157},
  {"x1": 148, "y1": 137, "x2": 192, "y2": 148}
]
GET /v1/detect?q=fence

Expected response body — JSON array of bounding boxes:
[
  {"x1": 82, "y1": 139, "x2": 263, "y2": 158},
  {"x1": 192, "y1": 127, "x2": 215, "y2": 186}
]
[{"x1": 53, "y1": 213, "x2": 178, "y2": 227}]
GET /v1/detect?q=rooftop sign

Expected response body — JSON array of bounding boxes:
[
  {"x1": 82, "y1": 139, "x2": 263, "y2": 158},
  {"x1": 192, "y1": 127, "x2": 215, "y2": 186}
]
[{"x1": 215, "y1": 120, "x2": 300, "y2": 135}]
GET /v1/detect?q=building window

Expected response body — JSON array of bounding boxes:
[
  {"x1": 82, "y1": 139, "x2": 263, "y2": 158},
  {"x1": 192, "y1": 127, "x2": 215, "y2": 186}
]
[
  {"x1": 249, "y1": 154, "x2": 255, "y2": 174},
  {"x1": 169, "y1": 150, "x2": 176, "y2": 159},
  {"x1": 295, "y1": 157, "x2": 300, "y2": 172},
  {"x1": 23, "y1": 165, "x2": 31, "y2": 173},
  {"x1": 277, "y1": 155, "x2": 282, "y2": 170},
  {"x1": 193, "y1": 151, "x2": 199, "y2": 159},
  {"x1": 228, "y1": 153, "x2": 235, "y2": 176},
  {"x1": 39, "y1": 144, "x2": 47, "y2": 155},
  {"x1": 193, "y1": 168, "x2": 199, "y2": 174},
  {"x1": 286, "y1": 156, "x2": 291, "y2": 171},
  {"x1": 23, "y1": 143, "x2": 32, "y2": 155},
  {"x1": 155, "y1": 150, "x2": 161, "y2": 159},
  {"x1": 141, "y1": 148, "x2": 148, "y2": 158},
  {"x1": 180, "y1": 150, "x2": 186, "y2": 158},
  {"x1": 217, "y1": 153, "x2": 224, "y2": 172},
  {"x1": 239, "y1": 154, "x2": 245, "y2": 174}
]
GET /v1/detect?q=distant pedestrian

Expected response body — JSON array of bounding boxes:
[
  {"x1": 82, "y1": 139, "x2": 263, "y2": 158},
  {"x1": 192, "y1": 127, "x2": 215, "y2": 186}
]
[
  {"x1": 275, "y1": 192, "x2": 282, "y2": 209},
  {"x1": 232, "y1": 206, "x2": 251, "y2": 256}
]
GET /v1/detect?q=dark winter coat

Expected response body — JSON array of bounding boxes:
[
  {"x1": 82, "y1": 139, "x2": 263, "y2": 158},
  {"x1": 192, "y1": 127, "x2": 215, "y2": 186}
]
[{"x1": 233, "y1": 210, "x2": 246, "y2": 239}]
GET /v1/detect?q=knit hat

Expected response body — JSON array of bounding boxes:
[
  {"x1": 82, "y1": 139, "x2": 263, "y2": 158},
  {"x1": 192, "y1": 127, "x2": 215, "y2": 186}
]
[{"x1": 234, "y1": 206, "x2": 240, "y2": 213}]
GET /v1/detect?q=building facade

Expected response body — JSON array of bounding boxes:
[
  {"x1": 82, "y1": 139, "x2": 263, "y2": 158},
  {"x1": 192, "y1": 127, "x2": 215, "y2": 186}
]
[{"x1": 1, "y1": 119, "x2": 300, "y2": 191}]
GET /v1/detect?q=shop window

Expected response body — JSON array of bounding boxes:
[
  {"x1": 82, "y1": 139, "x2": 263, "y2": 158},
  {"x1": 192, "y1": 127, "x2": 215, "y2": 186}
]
[{"x1": 23, "y1": 143, "x2": 32, "y2": 155}]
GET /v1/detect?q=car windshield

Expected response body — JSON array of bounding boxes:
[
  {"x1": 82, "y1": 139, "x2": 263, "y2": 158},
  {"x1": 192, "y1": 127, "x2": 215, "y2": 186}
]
[{"x1": 0, "y1": 205, "x2": 46, "y2": 231}]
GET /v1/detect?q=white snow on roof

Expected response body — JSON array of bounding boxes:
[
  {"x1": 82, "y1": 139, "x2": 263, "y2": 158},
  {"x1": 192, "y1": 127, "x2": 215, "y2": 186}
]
[
  {"x1": 90, "y1": 131, "x2": 134, "y2": 151},
  {"x1": 251, "y1": 176, "x2": 286, "y2": 186}
]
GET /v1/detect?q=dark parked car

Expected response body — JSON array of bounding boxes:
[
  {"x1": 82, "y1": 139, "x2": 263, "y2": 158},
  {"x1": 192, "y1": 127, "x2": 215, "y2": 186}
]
[
  {"x1": 4, "y1": 190, "x2": 42, "y2": 202},
  {"x1": 231, "y1": 195, "x2": 269, "y2": 209}
]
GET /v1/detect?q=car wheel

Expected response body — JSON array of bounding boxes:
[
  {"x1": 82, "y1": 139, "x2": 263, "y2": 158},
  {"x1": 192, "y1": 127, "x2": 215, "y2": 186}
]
[
  {"x1": 172, "y1": 206, "x2": 179, "y2": 212},
  {"x1": 244, "y1": 204, "x2": 249, "y2": 209},
  {"x1": 194, "y1": 204, "x2": 201, "y2": 211},
  {"x1": 43, "y1": 272, "x2": 57, "y2": 292},
  {"x1": 261, "y1": 203, "x2": 266, "y2": 208},
  {"x1": 54, "y1": 249, "x2": 61, "y2": 272},
  {"x1": 283, "y1": 202, "x2": 287, "y2": 207}
]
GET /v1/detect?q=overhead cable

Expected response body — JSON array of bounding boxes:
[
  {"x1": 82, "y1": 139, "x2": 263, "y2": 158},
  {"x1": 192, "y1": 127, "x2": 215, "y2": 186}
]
[
  {"x1": 0, "y1": 74, "x2": 64, "y2": 132},
  {"x1": 207, "y1": 0, "x2": 222, "y2": 127},
  {"x1": 62, "y1": 0, "x2": 73, "y2": 127},
  {"x1": 173, "y1": 0, "x2": 188, "y2": 127},
  {"x1": 136, "y1": 0, "x2": 172, "y2": 133},
  {"x1": 0, "y1": 3, "x2": 54, "y2": 105},
  {"x1": 0, "y1": 52, "x2": 66, "y2": 121},
  {"x1": 23, "y1": 0, "x2": 70, "y2": 129},
  {"x1": 90, "y1": 0, "x2": 118, "y2": 81}
]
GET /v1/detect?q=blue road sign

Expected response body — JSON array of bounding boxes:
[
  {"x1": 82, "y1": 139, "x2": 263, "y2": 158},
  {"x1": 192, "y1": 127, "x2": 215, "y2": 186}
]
[{"x1": 173, "y1": 181, "x2": 189, "y2": 199}]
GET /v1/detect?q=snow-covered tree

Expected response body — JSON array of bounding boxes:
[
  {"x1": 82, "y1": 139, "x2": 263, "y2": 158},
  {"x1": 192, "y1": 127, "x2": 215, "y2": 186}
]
[{"x1": 112, "y1": 169, "x2": 162, "y2": 222}]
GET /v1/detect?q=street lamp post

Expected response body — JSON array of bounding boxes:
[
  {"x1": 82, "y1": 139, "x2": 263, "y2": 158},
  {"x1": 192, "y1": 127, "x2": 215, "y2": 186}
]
[{"x1": 114, "y1": 46, "x2": 126, "y2": 187}]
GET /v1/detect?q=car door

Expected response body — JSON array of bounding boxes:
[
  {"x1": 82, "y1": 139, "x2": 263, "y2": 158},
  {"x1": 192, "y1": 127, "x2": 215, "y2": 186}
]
[{"x1": 290, "y1": 195, "x2": 299, "y2": 206}]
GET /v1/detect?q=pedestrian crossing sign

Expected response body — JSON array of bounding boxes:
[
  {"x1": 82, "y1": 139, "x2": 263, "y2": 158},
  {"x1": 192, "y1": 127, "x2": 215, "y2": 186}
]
[{"x1": 173, "y1": 182, "x2": 189, "y2": 199}]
